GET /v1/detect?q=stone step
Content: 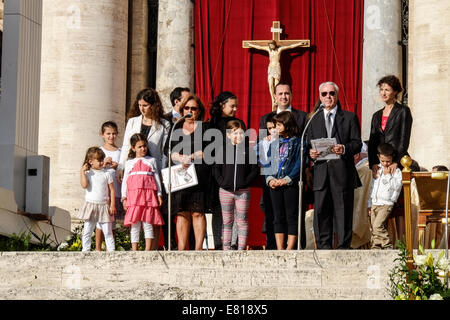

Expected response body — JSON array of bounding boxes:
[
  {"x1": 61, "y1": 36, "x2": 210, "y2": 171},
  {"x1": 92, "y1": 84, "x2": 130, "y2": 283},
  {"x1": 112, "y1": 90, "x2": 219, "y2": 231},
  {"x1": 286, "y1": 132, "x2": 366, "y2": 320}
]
[{"x1": 0, "y1": 250, "x2": 428, "y2": 300}]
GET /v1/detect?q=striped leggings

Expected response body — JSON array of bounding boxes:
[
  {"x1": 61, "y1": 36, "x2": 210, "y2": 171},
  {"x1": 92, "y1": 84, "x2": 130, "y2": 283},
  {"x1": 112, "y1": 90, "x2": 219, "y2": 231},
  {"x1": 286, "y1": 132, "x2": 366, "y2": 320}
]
[{"x1": 219, "y1": 188, "x2": 250, "y2": 250}]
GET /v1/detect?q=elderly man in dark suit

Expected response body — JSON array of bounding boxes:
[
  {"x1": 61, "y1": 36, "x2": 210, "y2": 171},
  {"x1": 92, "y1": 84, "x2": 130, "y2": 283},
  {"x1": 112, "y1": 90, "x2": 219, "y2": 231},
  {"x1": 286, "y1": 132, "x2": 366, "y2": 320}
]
[
  {"x1": 259, "y1": 82, "x2": 308, "y2": 249},
  {"x1": 307, "y1": 81, "x2": 362, "y2": 249}
]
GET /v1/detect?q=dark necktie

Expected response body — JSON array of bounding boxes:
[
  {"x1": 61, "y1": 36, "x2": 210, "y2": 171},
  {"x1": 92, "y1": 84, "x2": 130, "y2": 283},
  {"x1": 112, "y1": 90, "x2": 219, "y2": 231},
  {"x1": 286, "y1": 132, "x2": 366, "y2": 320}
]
[{"x1": 326, "y1": 112, "x2": 333, "y2": 138}]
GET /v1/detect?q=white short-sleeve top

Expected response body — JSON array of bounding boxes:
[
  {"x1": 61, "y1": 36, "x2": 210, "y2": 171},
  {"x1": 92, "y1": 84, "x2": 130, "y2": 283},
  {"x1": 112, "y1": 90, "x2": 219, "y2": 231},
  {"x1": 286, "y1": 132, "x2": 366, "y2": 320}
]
[
  {"x1": 84, "y1": 169, "x2": 113, "y2": 204},
  {"x1": 100, "y1": 147, "x2": 122, "y2": 198}
]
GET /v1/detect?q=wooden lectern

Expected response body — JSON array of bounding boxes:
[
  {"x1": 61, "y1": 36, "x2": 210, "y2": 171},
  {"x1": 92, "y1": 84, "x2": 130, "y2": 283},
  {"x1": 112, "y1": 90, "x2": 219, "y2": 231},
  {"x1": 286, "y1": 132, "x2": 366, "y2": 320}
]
[
  {"x1": 401, "y1": 156, "x2": 449, "y2": 257},
  {"x1": 401, "y1": 155, "x2": 449, "y2": 300}
]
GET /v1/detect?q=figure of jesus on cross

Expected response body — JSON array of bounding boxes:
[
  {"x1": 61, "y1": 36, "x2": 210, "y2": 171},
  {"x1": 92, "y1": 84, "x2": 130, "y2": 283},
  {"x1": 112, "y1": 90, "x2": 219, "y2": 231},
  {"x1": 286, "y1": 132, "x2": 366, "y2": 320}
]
[{"x1": 243, "y1": 22, "x2": 310, "y2": 109}]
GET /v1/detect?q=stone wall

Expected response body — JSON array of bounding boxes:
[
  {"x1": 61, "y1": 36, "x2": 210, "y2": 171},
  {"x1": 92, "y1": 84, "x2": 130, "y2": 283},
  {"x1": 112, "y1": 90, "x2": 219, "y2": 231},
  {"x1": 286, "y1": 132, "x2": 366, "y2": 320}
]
[
  {"x1": 156, "y1": 0, "x2": 194, "y2": 111},
  {"x1": 0, "y1": 250, "x2": 405, "y2": 300},
  {"x1": 38, "y1": 1, "x2": 128, "y2": 217},
  {"x1": 408, "y1": 0, "x2": 450, "y2": 170},
  {"x1": 361, "y1": 0, "x2": 402, "y2": 141},
  {"x1": 126, "y1": 0, "x2": 149, "y2": 112}
]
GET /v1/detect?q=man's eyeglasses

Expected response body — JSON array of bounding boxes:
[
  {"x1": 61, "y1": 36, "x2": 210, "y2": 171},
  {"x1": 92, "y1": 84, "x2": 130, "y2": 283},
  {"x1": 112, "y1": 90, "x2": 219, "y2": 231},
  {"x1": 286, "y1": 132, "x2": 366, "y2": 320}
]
[
  {"x1": 321, "y1": 91, "x2": 336, "y2": 97},
  {"x1": 184, "y1": 107, "x2": 198, "y2": 111}
]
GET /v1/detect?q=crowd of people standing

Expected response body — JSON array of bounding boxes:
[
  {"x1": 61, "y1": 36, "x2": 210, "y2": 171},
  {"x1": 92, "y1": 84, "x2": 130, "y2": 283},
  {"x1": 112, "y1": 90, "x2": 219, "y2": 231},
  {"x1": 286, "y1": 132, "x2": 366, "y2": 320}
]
[{"x1": 76, "y1": 74, "x2": 423, "y2": 252}]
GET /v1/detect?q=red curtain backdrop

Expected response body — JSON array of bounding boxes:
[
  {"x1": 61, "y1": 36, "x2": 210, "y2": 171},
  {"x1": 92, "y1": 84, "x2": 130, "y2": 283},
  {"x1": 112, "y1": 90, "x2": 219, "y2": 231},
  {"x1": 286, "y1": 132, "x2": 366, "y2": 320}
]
[{"x1": 194, "y1": 0, "x2": 364, "y2": 247}]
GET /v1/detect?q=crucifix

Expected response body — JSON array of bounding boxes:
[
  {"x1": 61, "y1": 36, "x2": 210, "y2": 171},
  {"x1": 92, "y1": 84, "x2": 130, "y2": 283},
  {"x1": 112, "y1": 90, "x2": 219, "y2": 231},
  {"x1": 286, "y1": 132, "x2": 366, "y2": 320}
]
[{"x1": 243, "y1": 21, "x2": 310, "y2": 110}]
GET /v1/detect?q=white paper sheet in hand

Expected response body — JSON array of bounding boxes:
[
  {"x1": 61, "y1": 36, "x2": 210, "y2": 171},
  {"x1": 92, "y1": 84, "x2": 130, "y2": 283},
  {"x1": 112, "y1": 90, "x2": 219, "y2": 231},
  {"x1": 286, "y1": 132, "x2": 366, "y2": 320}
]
[{"x1": 311, "y1": 138, "x2": 340, "y2": 161}]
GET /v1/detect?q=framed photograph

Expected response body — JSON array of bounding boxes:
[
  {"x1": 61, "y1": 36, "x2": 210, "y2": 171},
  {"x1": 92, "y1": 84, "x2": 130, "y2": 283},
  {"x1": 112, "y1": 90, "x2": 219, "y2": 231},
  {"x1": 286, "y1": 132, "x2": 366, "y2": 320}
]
[{"x1": 161, "y1": 164, "x2": 198, "y2": 193}]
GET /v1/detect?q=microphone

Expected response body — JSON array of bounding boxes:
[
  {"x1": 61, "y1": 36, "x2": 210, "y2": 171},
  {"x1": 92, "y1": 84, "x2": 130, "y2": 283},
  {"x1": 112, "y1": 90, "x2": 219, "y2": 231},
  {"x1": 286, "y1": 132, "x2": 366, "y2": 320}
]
[
  {"x1": 301, "y1": 104, "x2": 324, "y2": 144},
  {"x1": 167, "y1": 111, "x2": 193, "y2": 251},
  {"x1": 297, "y1": 103, "x2": 325, "y2": 250}
]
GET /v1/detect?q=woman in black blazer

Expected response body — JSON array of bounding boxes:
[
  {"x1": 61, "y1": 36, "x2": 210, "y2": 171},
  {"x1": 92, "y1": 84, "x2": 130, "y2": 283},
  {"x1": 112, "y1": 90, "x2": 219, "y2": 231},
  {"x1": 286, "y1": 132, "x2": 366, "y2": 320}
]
[{"x1": 368, "y1": 75, "x2": 413, "y2": 178}]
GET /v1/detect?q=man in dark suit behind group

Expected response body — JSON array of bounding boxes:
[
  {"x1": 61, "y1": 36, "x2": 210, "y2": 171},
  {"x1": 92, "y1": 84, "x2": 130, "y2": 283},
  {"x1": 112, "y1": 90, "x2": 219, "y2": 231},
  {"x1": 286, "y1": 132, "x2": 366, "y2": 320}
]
[
  {"x1": 163, "y1": 86, "x2": 191, "y2": 250},
  {"x1": 259, "y1": 82, "x2": 307, "y2": 133},
  {"x1": 307, "y1": 81, "x2": 362, "y2": 249},
  {"x1": 164, "y1": 87, "x2": 191, "y2": 124},
  {"x1": 259, "y1": 82, "x2": 308, "y2": 249}
]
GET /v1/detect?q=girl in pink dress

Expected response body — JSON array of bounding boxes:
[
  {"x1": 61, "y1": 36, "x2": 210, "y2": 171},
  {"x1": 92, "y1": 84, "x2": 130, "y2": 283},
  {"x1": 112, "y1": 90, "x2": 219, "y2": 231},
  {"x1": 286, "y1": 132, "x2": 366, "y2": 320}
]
[{"x1": 121, "y1": 133, "x2": 164, "y2": 251}]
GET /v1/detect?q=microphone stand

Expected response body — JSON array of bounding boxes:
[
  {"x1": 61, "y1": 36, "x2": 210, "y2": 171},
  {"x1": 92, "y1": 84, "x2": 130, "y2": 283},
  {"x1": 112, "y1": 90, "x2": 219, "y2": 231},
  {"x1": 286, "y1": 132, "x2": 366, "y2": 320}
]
[
  {"x1": 167, "y1": 113, "x2": 192, "y2": 251},
  {"x1": 297, "y1": 105, "x2": 324, "y2": 250}
]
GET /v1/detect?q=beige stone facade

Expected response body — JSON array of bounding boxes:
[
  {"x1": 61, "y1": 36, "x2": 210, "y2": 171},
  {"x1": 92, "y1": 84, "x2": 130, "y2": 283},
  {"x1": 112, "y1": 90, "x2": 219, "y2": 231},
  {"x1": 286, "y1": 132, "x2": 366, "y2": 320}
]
[
  {"x1": 361, "y1": 0, "x2": 402, "y2": 141},
  {"x1": 37, "y1": 0, "x2": 196, "y2": 220},
  {"x1": 408, "y1": 0, "x2": 450, "y2": 170},
  {"x1": 156, "y1": 0, "x2": 194, "y2": 111},
  {"x1": 38, "y1": 0, "x2": 128, "y2": 217}
]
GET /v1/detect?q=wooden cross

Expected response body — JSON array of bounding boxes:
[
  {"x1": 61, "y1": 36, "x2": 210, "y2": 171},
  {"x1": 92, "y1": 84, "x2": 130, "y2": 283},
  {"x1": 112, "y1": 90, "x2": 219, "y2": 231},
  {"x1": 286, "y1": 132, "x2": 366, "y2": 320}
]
[
  {"x1": 242, "y1": 21, "x2": 310, "y2": 49},
  {"x1": 243, "y1": 21, "x2": 310, "y2": 109}
]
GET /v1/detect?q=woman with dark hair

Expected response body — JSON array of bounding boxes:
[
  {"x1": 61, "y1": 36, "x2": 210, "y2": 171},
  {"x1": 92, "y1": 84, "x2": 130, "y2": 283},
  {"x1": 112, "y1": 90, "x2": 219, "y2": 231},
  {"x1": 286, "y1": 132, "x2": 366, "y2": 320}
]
[
  {"x1": 209, "y1": 91, "x2": 246, "y2": 133},
  {"x1": 368, "y1": 75, "x2": 413, "y2": 178},
  {"x1": 165, "y1": 94, "x2": 210, "y2": 250},
  {"x1": 118, "y1": 88, "x2": 171, "y2": 249}
]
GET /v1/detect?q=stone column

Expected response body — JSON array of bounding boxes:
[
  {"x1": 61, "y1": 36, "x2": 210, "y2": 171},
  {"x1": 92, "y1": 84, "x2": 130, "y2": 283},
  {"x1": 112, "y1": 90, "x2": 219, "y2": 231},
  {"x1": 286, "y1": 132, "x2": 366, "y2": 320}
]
[
  {"x1": 39, "y1": 1, "x2": 128, "y2": 217},
  {"x1": 408, "y1": 0, "x2": 450, "y2": 170},
  {"x1": 156, "y1": 0, "x2": 194, "y2": 112},
  {"x1": 0, "y1": 1, "x2": 4, "y2": 32},
  {"x1": 361, "y1": 0, "x2": 402, "y2": 140},
  {"x1": 126, "y1": 0, "x2": 149, "y2": 112},
  {"x1": 0, "y1": 0, "x2": 42, "y2": 210}
]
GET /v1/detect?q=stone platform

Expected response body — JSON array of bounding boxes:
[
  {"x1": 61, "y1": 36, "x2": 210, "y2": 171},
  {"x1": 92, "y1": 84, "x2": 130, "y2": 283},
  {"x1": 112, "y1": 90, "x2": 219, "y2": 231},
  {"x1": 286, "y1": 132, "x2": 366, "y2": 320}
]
[{"x1": 0, "y1": 250, "x2": 413, "y2": 300}]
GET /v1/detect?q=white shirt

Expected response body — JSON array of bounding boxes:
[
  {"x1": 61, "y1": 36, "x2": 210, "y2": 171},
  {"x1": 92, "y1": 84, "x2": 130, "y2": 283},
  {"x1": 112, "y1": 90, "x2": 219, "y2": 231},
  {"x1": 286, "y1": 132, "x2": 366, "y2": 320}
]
[
  {"x1": 323, "y1": 106, "x2": 337, "y2": 127},
  {"x1": 84, "y1": 169, "x2": 113, "y2": 204},
  {"x1": 101, "y1": 147, "x2": 122, "y2": 198},
  {"x1": 322, "y1": 106, "x2": 345, "y2": 154},
  {"x1": 368, "y1": 165, "x2": 403, "y2": 207},
  {"x1": 256, "y1": 139, "x2": 271, "y2": 166},
  {"x1": 276, "y1": 106, "x2": 292, "y2": 114},
  {"x1": 121, "y1": 156, "x2": 162, "y2": 198},
  {"x1": 172, "y1": 109, "x2": 182, "y2": 121}
]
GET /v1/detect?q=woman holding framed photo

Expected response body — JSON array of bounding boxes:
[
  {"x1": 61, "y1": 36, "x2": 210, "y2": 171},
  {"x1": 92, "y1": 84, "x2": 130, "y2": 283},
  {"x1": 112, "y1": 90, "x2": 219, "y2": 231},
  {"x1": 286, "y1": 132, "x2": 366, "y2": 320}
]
[{"x1": 164, "y1": 94, "x2": 210, "y2": 250}]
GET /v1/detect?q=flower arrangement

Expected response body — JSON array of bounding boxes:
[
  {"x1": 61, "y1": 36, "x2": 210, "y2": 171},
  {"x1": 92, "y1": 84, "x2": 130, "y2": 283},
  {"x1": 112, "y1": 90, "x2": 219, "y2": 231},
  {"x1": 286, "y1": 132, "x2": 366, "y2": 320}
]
[{"x1": 389, "y1": 239, "x2": 449, "y2": 300}]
